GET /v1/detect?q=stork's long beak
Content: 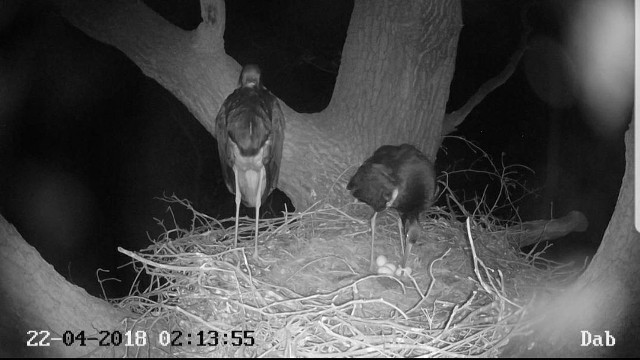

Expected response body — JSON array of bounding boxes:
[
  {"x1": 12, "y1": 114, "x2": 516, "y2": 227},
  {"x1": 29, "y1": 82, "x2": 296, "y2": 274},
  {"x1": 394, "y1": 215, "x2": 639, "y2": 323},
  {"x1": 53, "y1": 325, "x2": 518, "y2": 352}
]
[
  {"x1": 385, "y1": 188, "x2": 399, "y2": 208},
  {"x1": 401, "y1": 217, "x2": 421, "y2": 268},
  {"x1": 253, "y1": 166, "x2": 265, "y2": 261}
]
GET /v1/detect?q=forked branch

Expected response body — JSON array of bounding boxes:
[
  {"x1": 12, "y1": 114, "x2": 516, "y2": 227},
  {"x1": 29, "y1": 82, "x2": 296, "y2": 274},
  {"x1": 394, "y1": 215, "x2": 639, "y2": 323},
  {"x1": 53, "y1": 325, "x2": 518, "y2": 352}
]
[{"x1": 442, "y1": 4, "x2": 534, "y2": 135}]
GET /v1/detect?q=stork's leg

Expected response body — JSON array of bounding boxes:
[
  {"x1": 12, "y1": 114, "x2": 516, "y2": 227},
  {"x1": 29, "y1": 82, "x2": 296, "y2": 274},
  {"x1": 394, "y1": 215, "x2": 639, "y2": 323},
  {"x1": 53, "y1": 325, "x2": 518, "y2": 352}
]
[
  {"x1": 253, "y1": 166, "x2": 265, "y2": 261},
  {"x1": 402, "y1": 242, "x2": 413, "y2": 269},
  {"x1": 401, "y1": 217, "x2": 411, "y2": 268},
  {"x1": 397, "y1": 215, "x2": 405, "y2": 258},
  {"x1": 369, "y1": 211, "x2": 378, "y2": 272},
  {"x1": 233, "y1": 166, "x2": 241, "y2": 248}
]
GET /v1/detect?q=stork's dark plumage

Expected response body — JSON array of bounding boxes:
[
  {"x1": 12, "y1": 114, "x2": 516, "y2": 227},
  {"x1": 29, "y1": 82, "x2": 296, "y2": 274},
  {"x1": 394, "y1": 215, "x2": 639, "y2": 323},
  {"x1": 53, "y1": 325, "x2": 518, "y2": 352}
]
[
  {"x1": 347, "y1": 144, "x2": 437, "y2": 271},
  {"x1": 215, "y1": 64, "x2": 285, "y2": 260}
]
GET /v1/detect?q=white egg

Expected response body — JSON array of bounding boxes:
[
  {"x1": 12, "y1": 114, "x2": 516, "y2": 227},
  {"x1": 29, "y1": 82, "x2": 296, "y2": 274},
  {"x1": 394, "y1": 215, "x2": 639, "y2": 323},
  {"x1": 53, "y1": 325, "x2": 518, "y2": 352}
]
[
  {"x1": 377, "y1": 266, "x2": 395, "y2": 275},
  {"x1": 376, "y1": 255, "x2": 388, "y2": 267},
  {"x1": 383, "y1": 263, "x2": 396, "y2": 273},
  {"x1": 394, "y1": 267, "x2": 403, "y2": 277}
]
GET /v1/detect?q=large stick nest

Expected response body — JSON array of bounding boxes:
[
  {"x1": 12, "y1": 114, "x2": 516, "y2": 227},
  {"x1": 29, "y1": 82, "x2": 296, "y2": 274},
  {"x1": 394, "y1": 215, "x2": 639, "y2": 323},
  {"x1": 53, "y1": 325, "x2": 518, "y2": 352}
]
[
  {"x1": 103, "y1": 186, "x2": 580, "y2": 357},
  {"x1": 92, "y1": 137, "x2": 583, "y2": 357}
]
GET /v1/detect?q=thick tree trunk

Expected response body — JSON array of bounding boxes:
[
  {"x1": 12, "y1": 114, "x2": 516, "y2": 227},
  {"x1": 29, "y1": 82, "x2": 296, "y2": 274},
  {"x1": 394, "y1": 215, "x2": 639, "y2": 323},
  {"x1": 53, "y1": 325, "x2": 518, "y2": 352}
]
[
  {"x1": 502, "y1": 119, "x2": 639, "y2": 357},
  {"x1": 55, "y1": 0, "x2": 461, "y2": 210},
  {"x1": 326, "y1": 0, "x2": 462, "y2": 159}
]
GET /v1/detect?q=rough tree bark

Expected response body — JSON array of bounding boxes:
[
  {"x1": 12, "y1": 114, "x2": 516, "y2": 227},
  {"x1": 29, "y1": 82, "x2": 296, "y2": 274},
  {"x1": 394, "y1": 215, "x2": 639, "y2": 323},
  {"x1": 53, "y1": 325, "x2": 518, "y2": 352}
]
[{"x1": 326, "y1": 0, "x2": 461, "y2": 158}]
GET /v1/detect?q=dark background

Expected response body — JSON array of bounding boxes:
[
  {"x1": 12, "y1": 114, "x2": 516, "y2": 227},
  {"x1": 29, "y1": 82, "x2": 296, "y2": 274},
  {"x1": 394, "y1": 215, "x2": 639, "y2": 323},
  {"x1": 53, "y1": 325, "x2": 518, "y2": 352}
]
[{"x1": 0, "y1": 0, "x2": 629, "y2": 298}]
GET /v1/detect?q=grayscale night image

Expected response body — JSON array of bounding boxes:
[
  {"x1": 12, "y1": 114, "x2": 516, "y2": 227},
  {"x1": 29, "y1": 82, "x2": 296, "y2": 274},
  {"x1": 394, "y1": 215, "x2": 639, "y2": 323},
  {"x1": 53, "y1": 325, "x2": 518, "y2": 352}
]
[{"x1": 0, "y1": 0, "x2": 635, "y2": 357}]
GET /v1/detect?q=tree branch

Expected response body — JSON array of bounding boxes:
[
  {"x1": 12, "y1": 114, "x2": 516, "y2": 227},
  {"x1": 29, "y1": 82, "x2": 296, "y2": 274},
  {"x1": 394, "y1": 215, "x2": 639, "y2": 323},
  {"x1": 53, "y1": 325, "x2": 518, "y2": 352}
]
[
  {"x1": 55, "y1": 0, "x2": 238, "y2": 136},
  {"x1": 509, "y1": 210, "x2": 589, "y2": 248},
  {"x1": 0, "y1": 215, "x2": 129, "y2": 356},
  {"x1": 442, "y1": 4, "x2": 532, "y2": 135}
]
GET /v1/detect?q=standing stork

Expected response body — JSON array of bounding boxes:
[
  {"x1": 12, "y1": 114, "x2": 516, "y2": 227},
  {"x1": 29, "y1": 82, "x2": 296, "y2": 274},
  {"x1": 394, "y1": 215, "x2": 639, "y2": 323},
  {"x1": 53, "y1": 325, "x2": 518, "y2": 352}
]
[
  {"x1": 214, "y1": 64, "x2": 285, "y2": 260},
  {"x1": 347, "y1": 144, "x2": 437, "y2": 272}
]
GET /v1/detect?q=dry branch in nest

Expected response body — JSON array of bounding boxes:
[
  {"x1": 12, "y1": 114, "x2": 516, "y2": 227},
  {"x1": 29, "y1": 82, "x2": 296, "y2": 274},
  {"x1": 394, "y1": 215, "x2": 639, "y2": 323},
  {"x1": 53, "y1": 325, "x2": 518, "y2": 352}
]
[{"x1": 100, "y1": 142, "x2": 581, "y2": 357}]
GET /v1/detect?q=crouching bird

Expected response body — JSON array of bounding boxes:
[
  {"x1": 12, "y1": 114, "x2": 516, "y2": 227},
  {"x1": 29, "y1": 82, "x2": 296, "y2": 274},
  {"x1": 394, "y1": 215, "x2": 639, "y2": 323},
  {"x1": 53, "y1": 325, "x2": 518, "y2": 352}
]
[
  {"x1": 214, "y1": 64, "x2": 285, "y2": 260},
  {"x1": 347, "y1": 144, "x2": 437, "y2": 271}
]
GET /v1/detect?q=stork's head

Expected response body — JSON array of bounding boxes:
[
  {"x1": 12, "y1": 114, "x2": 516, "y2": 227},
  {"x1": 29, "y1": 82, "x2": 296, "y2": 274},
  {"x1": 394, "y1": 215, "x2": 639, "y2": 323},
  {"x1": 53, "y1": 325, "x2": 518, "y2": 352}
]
[
  {"x1": 347, "y1": 163, "x2": 398, "y2": 212},
  {"x1": 239, "y1": 64, "x2": 261, "y2": 88}
]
